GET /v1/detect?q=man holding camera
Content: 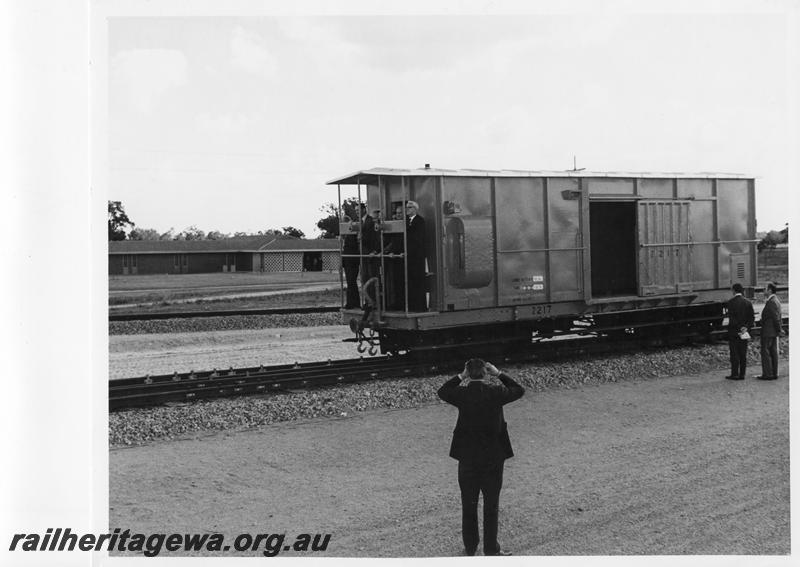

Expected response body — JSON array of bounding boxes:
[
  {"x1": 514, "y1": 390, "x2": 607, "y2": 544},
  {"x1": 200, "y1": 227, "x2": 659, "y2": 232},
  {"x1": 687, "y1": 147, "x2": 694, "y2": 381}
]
[{"x1": 437, "y1": 359, "x2": 525, "y2": 556}]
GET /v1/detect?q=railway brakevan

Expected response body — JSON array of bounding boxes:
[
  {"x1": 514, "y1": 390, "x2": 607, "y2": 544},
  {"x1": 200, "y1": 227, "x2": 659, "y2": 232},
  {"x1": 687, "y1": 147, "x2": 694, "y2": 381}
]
[{"x1": 328, "y1": 166, "x2": 757, "y2": 355}]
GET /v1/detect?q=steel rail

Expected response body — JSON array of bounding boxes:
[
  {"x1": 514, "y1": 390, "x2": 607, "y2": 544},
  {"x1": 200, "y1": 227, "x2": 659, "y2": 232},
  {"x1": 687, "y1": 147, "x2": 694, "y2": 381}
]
[{"x1": 109, "y1": 316, "x2": 787, "y2": 411}]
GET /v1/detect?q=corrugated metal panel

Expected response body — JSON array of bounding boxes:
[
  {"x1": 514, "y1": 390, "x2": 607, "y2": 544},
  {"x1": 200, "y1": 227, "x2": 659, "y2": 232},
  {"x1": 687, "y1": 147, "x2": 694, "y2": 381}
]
[{"x1": 637, "y1": 201, "x2": 692, "y2": 295}]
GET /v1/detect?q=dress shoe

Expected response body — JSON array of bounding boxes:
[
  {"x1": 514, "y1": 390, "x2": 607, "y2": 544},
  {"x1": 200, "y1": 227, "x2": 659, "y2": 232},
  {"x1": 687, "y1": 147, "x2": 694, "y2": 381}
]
[
  {"x1": 756, "y1": 375, "x2": 777, "y2": 380},
  {"x1": 485, "y1": 549, "x2": 512, "y2": 556},
  {"x1": 463, "y1": 548, "x2": 476, "y2": 556},
  {"x1": 725, "y1": 375, "x2": 744, "y2": 380}
]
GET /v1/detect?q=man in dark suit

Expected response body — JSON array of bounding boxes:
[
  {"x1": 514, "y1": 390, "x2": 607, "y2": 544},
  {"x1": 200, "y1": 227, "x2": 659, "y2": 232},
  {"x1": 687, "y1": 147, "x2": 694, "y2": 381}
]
[
  {"x1": 405, "y1": 200, "x2": 427, "y2": 311},
  {"x1": 341, "y1": 204, "x2": 365, "y2": 309},
  {"x1": 726, "y1": 282, "x2": 755, "y2": 380},
  {"x1": 757, "y1": 282, "x2": 783, "y2": 380},
  {"x1": 437, "y1": 359, "x2": 525, "y2": 556}
]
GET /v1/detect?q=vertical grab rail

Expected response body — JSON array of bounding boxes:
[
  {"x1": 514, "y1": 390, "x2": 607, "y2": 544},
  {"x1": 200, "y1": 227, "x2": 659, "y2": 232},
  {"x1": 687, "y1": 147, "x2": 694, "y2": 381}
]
[
  {"x1": 357, "y1": 180, "x2": 363, "y2": 308},
  {"x1": 378, "y1": 175, "x2": 385, "y2": 316},
  {"x1": 402, "y1": 177, "x2": 409, "y2": 314},
  {"x1": 337, "y1": 184, "x2": 344, "y2": 309}
]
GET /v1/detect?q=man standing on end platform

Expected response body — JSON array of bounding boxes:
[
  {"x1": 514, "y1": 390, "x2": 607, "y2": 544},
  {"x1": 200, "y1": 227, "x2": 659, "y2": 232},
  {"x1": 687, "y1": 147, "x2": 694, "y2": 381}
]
[
  {"x1": 437, "y1": 359, "x2": 525, "y2": 556},
  {"x1": 405, "y1": 200, "x2": 427, "y2": 311}
]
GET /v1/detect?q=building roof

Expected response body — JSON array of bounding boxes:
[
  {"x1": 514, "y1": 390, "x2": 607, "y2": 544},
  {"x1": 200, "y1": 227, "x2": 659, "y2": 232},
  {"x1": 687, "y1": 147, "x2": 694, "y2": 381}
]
[
  {"x1": 109, "y1": 235, "x2": 340, "y2": 254},
  {"x1": 327, "y1": 166, "x2": 753, "y2": 185},
  {"x1": 262, "y1": 238, "x2": 340, "y2": 251}
]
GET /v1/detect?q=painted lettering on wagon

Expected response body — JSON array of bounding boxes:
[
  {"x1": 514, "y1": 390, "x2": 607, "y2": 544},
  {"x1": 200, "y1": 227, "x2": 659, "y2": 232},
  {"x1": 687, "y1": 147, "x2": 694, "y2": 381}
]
[
  {"x1": 512, "y1": 275, "x2": 545, "y2": 293},
  {"x1": 531, "y1": 304, "x2": 552, "y2": 315}
]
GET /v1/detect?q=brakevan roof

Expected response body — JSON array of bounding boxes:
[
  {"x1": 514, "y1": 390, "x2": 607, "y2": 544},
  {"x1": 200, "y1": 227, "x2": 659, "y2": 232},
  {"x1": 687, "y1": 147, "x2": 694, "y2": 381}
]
[
  {"x1": 327, "y1": 167, "x2": 752, "y2": 185},
  {"x1": 109, "y1": 236, "x2": 339, "y2": 254}
]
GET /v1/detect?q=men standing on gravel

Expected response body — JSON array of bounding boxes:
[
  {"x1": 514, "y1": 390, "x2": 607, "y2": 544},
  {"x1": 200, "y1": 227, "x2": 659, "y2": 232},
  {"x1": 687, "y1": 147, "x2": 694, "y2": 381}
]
[
  {"x1": 757, "y1": 282, "x2": 783, "y2": 380},
  {"x1": 726, "y1": 283, "x2": 755, "y2": 381},
  {"x1": 437, "y1": 359, "x2": 525, "y2": 556}
]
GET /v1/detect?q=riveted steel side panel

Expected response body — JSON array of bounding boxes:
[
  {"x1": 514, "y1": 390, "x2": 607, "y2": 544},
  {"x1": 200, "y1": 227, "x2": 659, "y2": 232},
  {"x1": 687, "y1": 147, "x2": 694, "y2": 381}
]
[
  {"x1": 676, "y1": 179, "x2": 716, "y2": 289},
  {"x1": 638, "y1": 178, "x2": 674, "y2": 199},
  {"x1": 494, "y1": 177, "x2": 584, "y2": 305},
  {"x1": 440, "y1": 177, "x2": 495, "y2": 310},
  {"x1": 495, "y1": 177, "x2": 546, "y2": 305},
  {"x1": 677, "y1": 179, "x2": 714, "y2": 199},
  {"x1": 587, "y1": 178, "x2": 635, "y2": 196},
  {"x1": 716, "y1": 179, "x2": 755, "y2": 287},
  {"x1": 687, "y1": 200, "x2": 715, "y2": 289},
  {"x1": 547, "y1": 178, "x2": 584, "y2": 301}
]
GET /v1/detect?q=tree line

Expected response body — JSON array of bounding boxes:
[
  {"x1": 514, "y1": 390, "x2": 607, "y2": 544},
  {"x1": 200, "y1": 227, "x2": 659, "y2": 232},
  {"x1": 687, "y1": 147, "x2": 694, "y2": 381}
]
[
  {"x1": 109, "y1": 198, "x2": 362, "y2": 241},
  {"x1": 757, "y1": 224, "x2": 788, "y2": 251},
  {"x1": 108, "y1": 201, "x2": 305, "y2": 241}
]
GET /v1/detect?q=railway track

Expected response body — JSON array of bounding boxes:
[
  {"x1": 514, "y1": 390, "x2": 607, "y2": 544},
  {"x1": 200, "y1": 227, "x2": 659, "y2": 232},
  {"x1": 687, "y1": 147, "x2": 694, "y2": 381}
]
[
  {"x1": 109, "y1": 317, "x2": 787, "y2": 411},
  {"x1": 108, "y1": 305, "x2": 339, "y2": 322},
  {"x1": 109, "y1": 287, "x2": 786, "y2": 322}
]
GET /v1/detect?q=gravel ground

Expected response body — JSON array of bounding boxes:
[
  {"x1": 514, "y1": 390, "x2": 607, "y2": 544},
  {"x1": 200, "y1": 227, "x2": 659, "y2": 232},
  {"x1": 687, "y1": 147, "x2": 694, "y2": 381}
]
[
  {"x1": 110, "y1": 360, "x2": 790, "y2": 557},
  {"x1": 109, "y1": 312, "x2": 341, "y2": 335},
  {"x1": 109, "y1": 324, "x2": 355, "y2": 380},
  {"x1": 109, "y1": 336, "x2": 788, "y2": 447}
]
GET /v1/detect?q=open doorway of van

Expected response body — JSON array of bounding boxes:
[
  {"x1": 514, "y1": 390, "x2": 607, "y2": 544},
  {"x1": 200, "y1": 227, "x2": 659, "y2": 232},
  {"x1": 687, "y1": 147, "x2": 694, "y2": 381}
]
[{"x1": 589, "y1": 201, "x2": 637, "y2": 297}]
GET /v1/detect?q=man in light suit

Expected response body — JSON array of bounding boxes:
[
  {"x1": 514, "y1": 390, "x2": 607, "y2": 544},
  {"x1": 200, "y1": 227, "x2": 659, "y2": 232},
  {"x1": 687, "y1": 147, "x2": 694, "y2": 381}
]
[
  {"x1": 757, "y1": 282, "x2": 783, "y2": 380},
  {"x1": 437, "y1": 359, "x2": 525, "y2": 556},
  {"x1": 726, "y1": 283, "x2": 755, "y2": 380}
]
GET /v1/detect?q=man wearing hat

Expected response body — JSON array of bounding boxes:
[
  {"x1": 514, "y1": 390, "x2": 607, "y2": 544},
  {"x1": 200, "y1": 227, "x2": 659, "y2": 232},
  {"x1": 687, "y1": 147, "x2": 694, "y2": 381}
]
[
  {"x1": 405, "y1": 200, "x2": 427, "y2": 311},
  {"x1": 438, "y1": 359, "x2": 525, "y2": 556}
]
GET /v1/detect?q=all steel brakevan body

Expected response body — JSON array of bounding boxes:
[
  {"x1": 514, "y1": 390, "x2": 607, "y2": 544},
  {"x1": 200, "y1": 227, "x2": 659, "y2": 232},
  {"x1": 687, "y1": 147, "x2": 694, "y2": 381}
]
[{"x1": 328, "y1": 167, "x2": 756, "y2": 354}]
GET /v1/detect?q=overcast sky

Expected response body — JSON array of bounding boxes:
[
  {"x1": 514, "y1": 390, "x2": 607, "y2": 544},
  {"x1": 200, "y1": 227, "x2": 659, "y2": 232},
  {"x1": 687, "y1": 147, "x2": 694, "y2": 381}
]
[{"x1": 106, "y1": 8, "x2": 796, "y2": 238}]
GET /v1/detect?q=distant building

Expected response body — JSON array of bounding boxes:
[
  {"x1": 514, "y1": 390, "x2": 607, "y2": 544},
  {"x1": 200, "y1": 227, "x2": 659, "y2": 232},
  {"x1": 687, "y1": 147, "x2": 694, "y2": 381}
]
[{"x1": 108, "y1": 236, "x2": 341, "y2": 275}]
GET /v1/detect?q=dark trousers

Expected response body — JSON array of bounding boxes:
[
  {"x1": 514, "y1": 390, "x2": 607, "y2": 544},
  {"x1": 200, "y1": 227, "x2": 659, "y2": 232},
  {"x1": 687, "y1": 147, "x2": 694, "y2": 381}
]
[
  {"x1": 407, "y1": 269, "x2": 426, "y2": 311},
  {"x1": 728, "y1": 337, "x2": 749, "y2": 378},
  {"x1": 458, "y1": 459, "x2": 504, "y2": 555},
  {"x1": 760, "y1": 336, "x2": 779, "y2": 378},
  {"x1": 385, "y1": 260, "x2": 405, "y2": 310},
  {"x1": 343, "y1": 258, "x2": 360, "y2": 309}
]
